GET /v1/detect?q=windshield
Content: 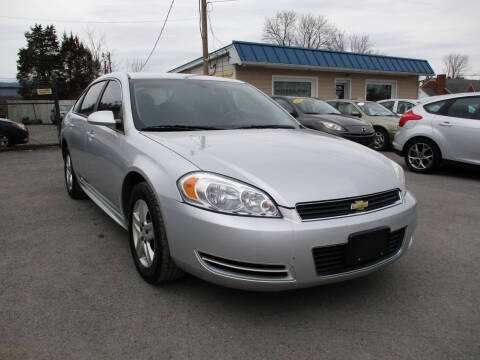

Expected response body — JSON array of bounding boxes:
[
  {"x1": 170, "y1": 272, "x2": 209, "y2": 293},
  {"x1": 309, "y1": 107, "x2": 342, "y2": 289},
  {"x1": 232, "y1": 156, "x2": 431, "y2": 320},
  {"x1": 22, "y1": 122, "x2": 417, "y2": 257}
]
[
  {"x1": 129, "y1": 79, "x2": 299, "y2": 130},
  {"x1": 294, "y1": 98, "x2": 341, "y2": 115},
  {"x1": 355, "y1": 102, "x2": 396, "y2": 116}
]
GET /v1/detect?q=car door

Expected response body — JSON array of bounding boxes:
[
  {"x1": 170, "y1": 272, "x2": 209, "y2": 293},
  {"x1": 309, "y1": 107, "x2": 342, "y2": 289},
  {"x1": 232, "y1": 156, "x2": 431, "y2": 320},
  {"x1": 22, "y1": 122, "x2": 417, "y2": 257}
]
[
  {"x1": 83, "y1": 79, "x2": 126, "y2": 210},
  {"x1": 432, "y1": 96, "x2": 480, "y2": 164},
  {"x1": 66, "y1": 83, "x2": 105, "y2": 178}
]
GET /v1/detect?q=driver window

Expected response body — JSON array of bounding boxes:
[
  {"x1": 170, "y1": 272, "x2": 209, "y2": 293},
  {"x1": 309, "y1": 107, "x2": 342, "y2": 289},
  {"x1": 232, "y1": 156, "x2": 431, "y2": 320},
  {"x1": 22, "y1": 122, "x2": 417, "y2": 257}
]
[{"x1": 98, "y1": 80, "x2": 123, "y2": 120}]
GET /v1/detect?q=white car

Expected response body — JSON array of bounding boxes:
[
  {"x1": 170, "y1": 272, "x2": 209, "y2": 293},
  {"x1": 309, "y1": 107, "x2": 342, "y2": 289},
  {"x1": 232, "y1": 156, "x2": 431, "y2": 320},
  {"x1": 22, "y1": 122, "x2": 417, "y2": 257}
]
[
  {"x1": 393, "y1": 92, "x2": 480, "y2": 173},
  {"x1": 378, "y1": 99, "x2": 419, "y2": 116}
]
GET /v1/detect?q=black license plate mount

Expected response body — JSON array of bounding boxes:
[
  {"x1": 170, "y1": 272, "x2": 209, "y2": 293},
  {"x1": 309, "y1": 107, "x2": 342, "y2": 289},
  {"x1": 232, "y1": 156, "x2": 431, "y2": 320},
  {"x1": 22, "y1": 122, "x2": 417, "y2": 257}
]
[{"x1": 345, "y1": 227, "x2": 390, "y2": 266}]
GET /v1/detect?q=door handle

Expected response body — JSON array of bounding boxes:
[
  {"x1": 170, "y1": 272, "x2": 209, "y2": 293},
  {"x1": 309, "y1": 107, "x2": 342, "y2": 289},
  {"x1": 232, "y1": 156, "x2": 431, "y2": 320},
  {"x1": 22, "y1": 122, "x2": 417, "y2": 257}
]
[
  {"x1": 87, "y1": 130, "x2": 95, "y2": 140},
  {"x1": 439, "y1": 121, "x2": 453, "y2": 127}
]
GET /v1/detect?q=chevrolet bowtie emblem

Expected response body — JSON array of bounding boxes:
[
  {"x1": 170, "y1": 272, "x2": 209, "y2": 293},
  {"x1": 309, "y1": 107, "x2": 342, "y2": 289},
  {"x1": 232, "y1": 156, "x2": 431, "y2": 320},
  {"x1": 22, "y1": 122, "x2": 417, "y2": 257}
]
[{"x1": 351, "y1": 200, "x2": 369, "y2": 211}]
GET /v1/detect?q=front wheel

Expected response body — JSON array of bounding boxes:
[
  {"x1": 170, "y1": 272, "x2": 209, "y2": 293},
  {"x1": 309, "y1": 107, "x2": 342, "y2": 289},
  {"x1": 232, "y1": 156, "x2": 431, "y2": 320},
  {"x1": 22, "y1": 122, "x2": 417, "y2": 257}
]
[
  {"x1": 64, "y1": 150, "x2": 86, "y2": 199},
  {"x1": 0, "y1": 134, "x2": 9, "y2": 149},
  {"x1": 404, "y1": 138, "x2": 441, "y2": 173},
  {"x1": 128, "y1": 182, "x2": 183, "y2": 284},
  {"x1": 373, "y1": 127, "x2": 390, "y2": 151}
]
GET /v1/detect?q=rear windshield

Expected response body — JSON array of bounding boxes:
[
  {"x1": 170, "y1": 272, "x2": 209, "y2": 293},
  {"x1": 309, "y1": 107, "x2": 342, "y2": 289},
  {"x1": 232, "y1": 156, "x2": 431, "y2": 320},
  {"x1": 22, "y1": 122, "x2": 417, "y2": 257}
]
[
  {"x1": 129, "y1": 79, "x2": 298, "y2": 130},
  {"x1": 355, "y1": 102, "x2": 396, "y2": 116},
  {"x1": 294, "y1": 98, "x2": 341, "y2": 115}
]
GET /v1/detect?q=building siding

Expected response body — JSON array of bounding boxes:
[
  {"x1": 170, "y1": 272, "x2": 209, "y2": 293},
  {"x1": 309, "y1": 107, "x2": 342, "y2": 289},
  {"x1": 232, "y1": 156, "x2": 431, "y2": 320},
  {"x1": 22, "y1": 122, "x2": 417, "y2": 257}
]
[{"x1": 235, "y1": 66, "x2": 419, "y2": 100}]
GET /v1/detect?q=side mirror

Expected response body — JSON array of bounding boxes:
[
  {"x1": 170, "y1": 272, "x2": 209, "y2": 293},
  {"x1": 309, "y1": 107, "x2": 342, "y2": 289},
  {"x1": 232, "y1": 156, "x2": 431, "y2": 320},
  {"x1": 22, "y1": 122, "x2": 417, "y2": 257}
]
[
  {"x1": 351, "y1": 110, "x2": 362, "y2": 117},
  {"x1": 87, "y1": 111, "x2": 116, "y2": 126}
]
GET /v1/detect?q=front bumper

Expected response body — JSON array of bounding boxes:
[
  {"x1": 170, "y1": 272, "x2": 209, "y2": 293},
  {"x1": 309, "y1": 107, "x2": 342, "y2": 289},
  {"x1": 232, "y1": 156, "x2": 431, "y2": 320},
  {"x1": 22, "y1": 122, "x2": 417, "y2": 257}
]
[
  {"x1": 343, "y1": 133, "x2": 375, "y2": 147},
  {"x1": 161, "y1": 192, "x2": 417, "y2": 291}
]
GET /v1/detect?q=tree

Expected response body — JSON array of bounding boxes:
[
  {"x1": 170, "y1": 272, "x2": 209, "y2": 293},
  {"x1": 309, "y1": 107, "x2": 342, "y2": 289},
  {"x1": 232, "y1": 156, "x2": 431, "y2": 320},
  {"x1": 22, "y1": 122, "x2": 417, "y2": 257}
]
[
  {"x1": 443, "y1": 54, "x2": 470, "y2": 79},
  {"x1": 261, "y1": 10, "x2": 377, "y2": 54},
  {"x1": 85, "y1": 28, "x2": 116, "y2": 75},
  {"x1": 17, "y1": 24, "x2": 62, "y2": 99},
  {"x1": 296, "y1": 14, "x2": 334, "y2": 49},
  {"x1": 262, "y1": 10, "x2": 297, "y2": 46},
  {"x1": 348, "y1": 34, "x2": 374, "y2": 54},
  {"x1": 59, "y1": 32, "x2": 98, "y2": 98}
]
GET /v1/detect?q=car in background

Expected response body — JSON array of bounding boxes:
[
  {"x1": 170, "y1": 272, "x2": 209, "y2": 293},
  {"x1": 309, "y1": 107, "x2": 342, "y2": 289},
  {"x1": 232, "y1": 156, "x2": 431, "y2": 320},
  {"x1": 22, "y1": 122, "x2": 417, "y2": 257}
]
[
  {"x1": 327, "y1": 100, "x2": 399, "y2": 151},
  {"x1": 50, "y1": 104, "x2": 73, "y2": 124},
  {"x1": 393, "y1": 92, "x2": 480, "y2": 173},
  {"x1": 0, "y1": 118, "x2": 29, "y2": 149},
  {"x1": 272, "y1": 96, "x2": 375, "y2": 147},
  {"x1": 378, "y1": 99, "x2": 419, "y2": 116},
  {"x1": 60, "y1": 72, "x2": 417, "y2": 290}
]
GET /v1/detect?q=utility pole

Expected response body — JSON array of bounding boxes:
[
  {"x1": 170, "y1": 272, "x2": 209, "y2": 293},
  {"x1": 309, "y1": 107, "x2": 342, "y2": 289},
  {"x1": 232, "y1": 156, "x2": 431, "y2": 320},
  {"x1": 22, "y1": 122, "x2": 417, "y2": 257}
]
[{"x1": 201, "y1": 0, "x2": 209, "y2": 75}]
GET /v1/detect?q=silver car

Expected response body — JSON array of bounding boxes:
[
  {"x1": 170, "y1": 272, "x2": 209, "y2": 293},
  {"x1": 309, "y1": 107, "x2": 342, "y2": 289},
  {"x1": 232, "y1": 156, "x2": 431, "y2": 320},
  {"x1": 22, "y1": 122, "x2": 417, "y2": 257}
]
[
  {"x1": 61, "y1": 73, "x2": 417, "y2": 290},
  {"x1": 393, "y1": 92, "x2": 480, "y2": 173}
]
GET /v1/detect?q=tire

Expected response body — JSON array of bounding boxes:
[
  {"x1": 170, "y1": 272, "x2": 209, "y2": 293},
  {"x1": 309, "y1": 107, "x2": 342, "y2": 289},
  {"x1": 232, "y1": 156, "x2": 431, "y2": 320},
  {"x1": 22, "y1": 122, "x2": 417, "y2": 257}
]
[
  {"x1": 404, "y1": 138, "x2": 441, "y2": 173},
  {"x1": 64, "y1": 149, "x2": 86, "y2": 199},
  {"x1": 128, "y1": 182, "x2": 183, "y2": 284},
  {"x1": 0, "y1": 134, "x2": 9, "y2": 149},
  {"x1": 373, "y1": 127, "x2": 390, "y2": 151}
]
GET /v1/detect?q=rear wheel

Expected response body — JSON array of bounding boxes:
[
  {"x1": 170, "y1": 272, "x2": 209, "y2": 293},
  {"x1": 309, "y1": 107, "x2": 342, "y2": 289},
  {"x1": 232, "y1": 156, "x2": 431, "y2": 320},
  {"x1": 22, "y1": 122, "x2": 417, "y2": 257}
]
[
  {"x1": 0, "y1": 134, "x2": 9, "y2": 149},
  {"x1": 404, "y1": 138, "x2": 441, "y2": 173},
  {"x1": 128, "y1": 182, "x2": 183, "y2": 284},
  {"x1": 373, "y1": 127, "x2": 389, "y2": 151},
  {"x1": 64, "y1": 150, "x2": 86, "y2": 199}
]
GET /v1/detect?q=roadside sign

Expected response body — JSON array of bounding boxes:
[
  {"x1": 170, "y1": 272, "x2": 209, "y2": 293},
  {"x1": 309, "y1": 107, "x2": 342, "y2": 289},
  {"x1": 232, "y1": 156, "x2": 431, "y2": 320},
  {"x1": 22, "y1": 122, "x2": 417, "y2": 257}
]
[{"x1": 36, "y1": 88, "x2": 53, "y2": 95}]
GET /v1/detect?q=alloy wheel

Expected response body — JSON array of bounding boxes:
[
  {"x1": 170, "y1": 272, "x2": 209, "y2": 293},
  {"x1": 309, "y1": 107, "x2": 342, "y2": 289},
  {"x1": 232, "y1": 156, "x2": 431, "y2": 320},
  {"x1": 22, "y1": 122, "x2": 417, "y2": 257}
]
[
  {"x1": 373, "y1": 130, "x2": 385, "y2": 150},
  {"x1": 407, "y1": 142, "x2": 434, "y2": 170},
  {"x1": 131, "y1": 199, "x2": 155, "y2": 268},
  {"x1": 0, "y1": 135, "x2": 8, "y2": 149},
  {"x1": 65, "y1": 154, "x2": 73, "y2": 191}
]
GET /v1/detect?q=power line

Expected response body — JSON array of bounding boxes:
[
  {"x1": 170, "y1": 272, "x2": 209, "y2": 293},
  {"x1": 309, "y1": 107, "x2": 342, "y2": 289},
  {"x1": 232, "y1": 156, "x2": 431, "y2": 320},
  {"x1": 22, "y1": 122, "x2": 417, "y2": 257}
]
[
  {"x1": 207, "y1": 7, "x2": 224, "y2": 49},
  {"x1": 140, "y1": 0, "x2": 176, "y2": 71},
  {"x1": 0, "y1": 14, "x2": 191, "y2": 24}
]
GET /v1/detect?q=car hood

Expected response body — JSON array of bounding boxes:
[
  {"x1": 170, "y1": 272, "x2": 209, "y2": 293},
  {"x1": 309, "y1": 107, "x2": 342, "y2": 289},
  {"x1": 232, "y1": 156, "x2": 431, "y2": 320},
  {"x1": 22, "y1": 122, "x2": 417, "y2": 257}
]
[{"x1": 143, "y1": 129, "x2": 400, "y2": 207}]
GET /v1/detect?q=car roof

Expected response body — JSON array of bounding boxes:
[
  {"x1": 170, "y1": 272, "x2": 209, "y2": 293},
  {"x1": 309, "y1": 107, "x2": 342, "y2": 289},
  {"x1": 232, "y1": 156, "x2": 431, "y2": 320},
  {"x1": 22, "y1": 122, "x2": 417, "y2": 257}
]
[
  {"x1": 95, "y1": 72, "x2": 244, "y2": 84},
  {"x1": 418, "y1": 92, "x2": 480, "y2": 104},
  {"x1": 378, "y1": 98, "x2": 419, "y2": 103}
]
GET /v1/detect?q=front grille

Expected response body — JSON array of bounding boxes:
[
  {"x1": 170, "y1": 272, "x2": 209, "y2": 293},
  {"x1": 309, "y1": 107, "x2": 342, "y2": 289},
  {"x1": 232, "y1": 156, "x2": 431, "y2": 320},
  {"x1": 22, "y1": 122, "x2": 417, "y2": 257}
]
[
  {"x1": 312, "y1": 227, "x2": 406, "y2": 276},
  {"x1": 198, "y1": 252, "x2": 290, "y2": 280},
  {"x1": 296, "y1": 189, "x2": 400, "y2": 221}
]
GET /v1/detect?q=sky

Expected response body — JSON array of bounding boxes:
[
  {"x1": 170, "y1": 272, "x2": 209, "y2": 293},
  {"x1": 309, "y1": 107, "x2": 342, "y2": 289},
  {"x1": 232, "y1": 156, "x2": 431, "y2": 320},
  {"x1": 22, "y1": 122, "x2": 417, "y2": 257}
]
[{"x1": 1, "y1": 0, "x2": 480, "y2": 80}]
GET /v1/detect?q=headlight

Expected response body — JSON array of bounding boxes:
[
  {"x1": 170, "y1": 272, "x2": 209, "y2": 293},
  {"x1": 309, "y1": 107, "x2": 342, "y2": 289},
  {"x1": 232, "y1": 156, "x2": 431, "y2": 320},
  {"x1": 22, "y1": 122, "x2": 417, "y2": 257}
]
[
  {"x1": 177, "y1": 172, "x2": 281, "y2": 217},
  {"x1": 12, "y1": 122, "x2": 26, "y2": 130},
  {"x1": 392, "y1": 161, "x2": 406, "y2": 199},
  {"x1": 318, "y1": 121, "x2": 345, "y2": 131}
]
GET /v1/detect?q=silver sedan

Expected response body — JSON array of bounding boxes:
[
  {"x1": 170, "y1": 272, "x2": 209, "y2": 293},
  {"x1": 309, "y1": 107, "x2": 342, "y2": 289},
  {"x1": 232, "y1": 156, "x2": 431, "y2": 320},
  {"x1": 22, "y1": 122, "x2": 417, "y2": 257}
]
[{"x1": 61, "y1": 73, "x2": 417, "y2": 290}]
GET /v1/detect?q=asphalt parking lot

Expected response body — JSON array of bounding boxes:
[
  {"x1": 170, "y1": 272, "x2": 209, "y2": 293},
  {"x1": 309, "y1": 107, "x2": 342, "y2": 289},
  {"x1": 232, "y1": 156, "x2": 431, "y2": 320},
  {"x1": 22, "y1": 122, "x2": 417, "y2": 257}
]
[{"x1": 1, "y1": 149, "x2": 479, "y2": 360}]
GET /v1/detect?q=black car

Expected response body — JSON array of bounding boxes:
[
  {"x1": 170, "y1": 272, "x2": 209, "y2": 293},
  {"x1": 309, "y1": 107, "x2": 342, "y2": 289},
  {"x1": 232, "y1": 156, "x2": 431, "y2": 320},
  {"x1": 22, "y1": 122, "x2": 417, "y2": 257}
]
[
  {"x1": 272, "y1": 96, "x2": 375, "y2": 147},
  {"x1": 0, "y1": 118, "x2": 29, "y2": 149}
]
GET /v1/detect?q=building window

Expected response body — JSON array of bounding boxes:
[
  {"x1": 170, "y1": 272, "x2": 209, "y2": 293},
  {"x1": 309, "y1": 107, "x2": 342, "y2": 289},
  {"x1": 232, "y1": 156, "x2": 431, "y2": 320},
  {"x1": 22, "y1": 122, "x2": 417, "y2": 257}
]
[
  {"x1": 365, "y1": 80, "x2": 397, "y2": 101},
  {"x1": 272, "y1": 76, "x2": 318, "y2": 97}
]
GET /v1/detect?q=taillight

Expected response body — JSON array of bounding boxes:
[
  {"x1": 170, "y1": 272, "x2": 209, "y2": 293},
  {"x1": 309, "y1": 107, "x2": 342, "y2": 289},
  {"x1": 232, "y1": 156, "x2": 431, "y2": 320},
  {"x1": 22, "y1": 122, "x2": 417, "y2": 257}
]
[{"x1": 399, "y1": 110, "x2": 422, "y2": 127}]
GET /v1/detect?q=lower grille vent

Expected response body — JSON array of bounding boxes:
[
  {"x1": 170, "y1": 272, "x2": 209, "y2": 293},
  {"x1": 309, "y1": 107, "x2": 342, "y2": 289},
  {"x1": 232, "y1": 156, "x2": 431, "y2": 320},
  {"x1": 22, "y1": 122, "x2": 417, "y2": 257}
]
[{"x1": 198, "y1": 252, "x2": 290, "y2": 280}]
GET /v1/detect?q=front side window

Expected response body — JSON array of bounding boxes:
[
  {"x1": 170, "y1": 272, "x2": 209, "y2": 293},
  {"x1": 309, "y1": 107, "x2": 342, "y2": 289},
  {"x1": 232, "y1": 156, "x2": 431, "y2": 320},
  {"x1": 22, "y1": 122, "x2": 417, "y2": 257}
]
[
  {"x1": 273, "y1": 80, "x2": 312, "y2": 97},
  {"x1": 356, "y1": 102, "x2": 395, "y2": 116},
  {"x1": 98, "y1": 80, "x2": 123, "y2": 120},
  {"x1": 397, "y1": 101, "x2": 415, "y2": 114},
  {"x1": 446, "y1": 97, "x2": 480, "y2": 119},
  {"x1": 294, "y1": 98, "x2": 340, "y2": 115},
  {"x1": 79, "y1": 82, "x2": 106, "y2": 116},
  {"x1": 380, "y1": 101, "x2": 395, "y2": 111},
  {"x1": 366, "y1": 81, "x2": 396, "y2": 101},
  {"x1": 130, "y1": 79, "x2": 299, "y2": 130}
]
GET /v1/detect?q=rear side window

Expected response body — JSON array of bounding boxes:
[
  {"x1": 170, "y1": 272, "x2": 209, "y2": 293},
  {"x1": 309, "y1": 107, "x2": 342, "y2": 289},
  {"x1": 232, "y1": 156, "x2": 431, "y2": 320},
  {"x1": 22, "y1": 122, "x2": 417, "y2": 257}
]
[
  {"x1": 380, "y1": 101, "x2": 394, "y2": 111},
  {"x1": 79, "y1": 82, "x2": 106, "y2": 116},
  {"x1": 424, "y1": 100, "x2": 448, "y2": 114},
  {"x1": 397, "y1": 101, "x2": 414, "y2": 114},
  {"x1": 337, "y1": 102, "x2": 357, "y2": 115},
  {"x1": 98, "y1": 80, "x2": 123, "y2": 120},
  {"x1": 446, "y1": 97, "x2": 480, "y2": 119}
]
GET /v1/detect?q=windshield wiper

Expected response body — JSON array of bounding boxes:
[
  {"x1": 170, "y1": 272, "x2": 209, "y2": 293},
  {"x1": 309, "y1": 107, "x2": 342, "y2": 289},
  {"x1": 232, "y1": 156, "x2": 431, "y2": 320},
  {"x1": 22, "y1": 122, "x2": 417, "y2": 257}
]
[
  {"x1": 140, "y1": 125, "x2": 223, "y2": 132},
  {"x1": 233, "y1": 124, "x2": 296, "y2": 129}
]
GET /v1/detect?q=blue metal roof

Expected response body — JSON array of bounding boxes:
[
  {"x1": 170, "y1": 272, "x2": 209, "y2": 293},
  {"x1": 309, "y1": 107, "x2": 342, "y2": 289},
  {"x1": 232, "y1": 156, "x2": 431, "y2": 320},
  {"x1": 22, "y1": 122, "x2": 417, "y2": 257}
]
[{"x1": 232, "y1": 41, "x2": 434, "y2": 75}]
